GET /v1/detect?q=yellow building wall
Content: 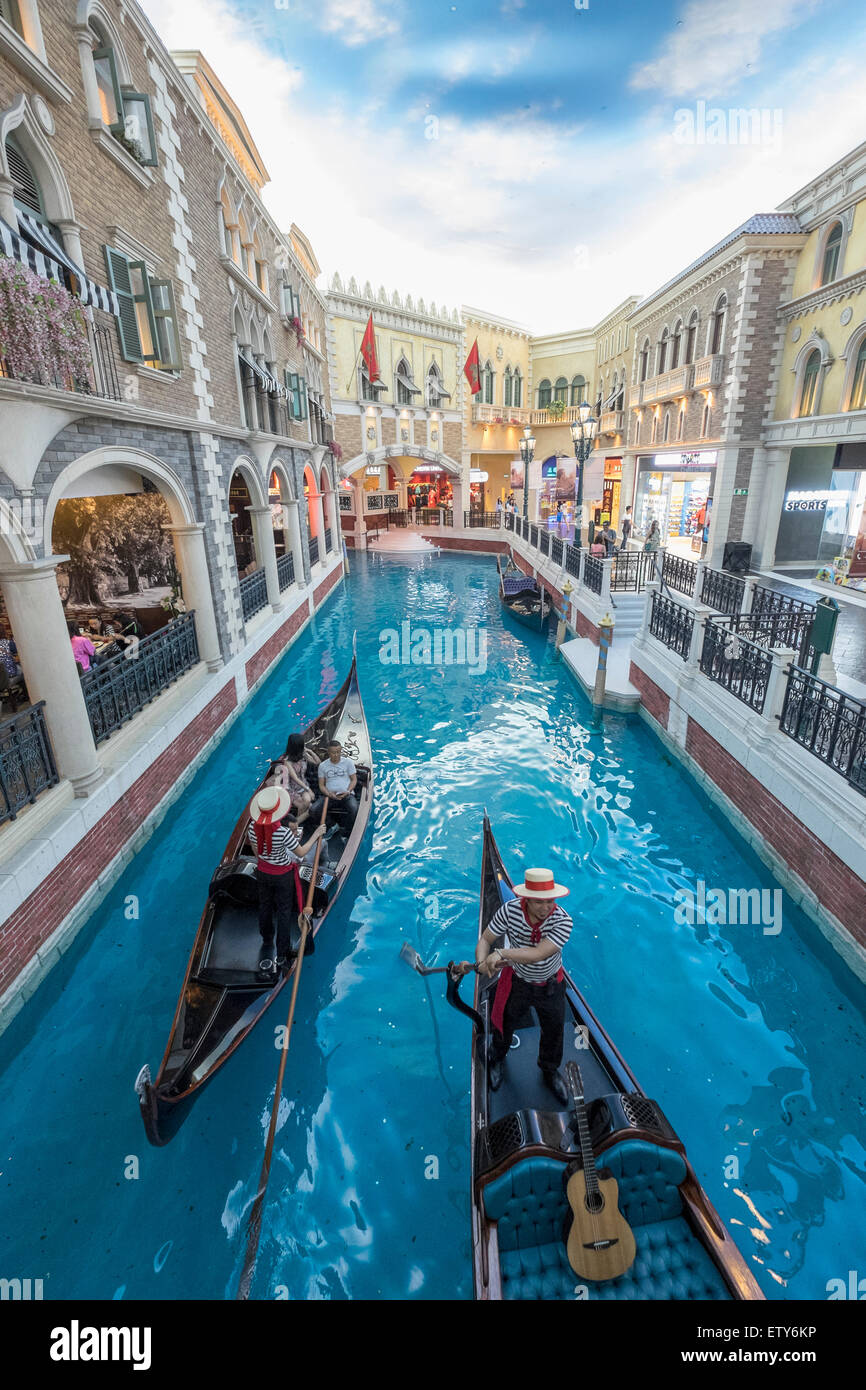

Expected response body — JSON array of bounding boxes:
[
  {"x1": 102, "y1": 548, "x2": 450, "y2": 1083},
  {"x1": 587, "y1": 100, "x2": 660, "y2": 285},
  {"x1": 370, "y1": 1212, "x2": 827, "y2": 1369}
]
[
  {"x1": 330, "y1": 313, "x2": 460, "y2": 405},
  {"x1": 788, "y1": 201, "x2": 866, "y2": 301},
  {"x1": 463, "y1": 317, "x2": 532, "y2": 483},
  {"x1": 530, "y1": 348, "x2": 595, "y2": 407}
]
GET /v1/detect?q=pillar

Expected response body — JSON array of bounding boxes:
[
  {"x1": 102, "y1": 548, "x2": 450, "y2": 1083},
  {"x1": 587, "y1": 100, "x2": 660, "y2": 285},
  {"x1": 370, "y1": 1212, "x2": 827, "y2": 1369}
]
[
  {"x1": 75, "y1": 25, "x2": 103, "y2": 132},
  {"x1": 283, "y1": 498, "x2": 304, "y2": 584},
  {"x1": 166, "y1": 524, "x2": 223, "y2": 672},
  {"x1": 0, "y1": 558, "x2": 103, "y2": 796},
  {"x1": 246, "y1": 506, "x2": 282, "y2": 612},
  {"x1": 313, "y1": 492, "x2": 326, "y2": 567},
  {"x1": 350, "y1": 477, "x2": 366, "y2": 552},
  {"x1": 762, "y1": 647, "x2": 798, "y2": 727},
  {"x1": 321, "y1": 490, "x2": 337, "y2": 553}
]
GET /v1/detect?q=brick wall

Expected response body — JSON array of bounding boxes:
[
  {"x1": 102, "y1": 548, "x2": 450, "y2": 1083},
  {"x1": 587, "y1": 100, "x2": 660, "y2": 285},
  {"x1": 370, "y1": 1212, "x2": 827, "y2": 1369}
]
[
  {"x1": 442, "y1": 420, "x2": 463, "y2": 460},
  {"x1": 576, "y1": 610, "x2": 601, "y2": 645},
  {"x1": 629, "y1": 661, "x2": 670, "y2": 728},
  {"x1": 0, "y1": 680, "x2": 237, "y2": 998},
  {"x1": 244, "y1": 600, "x2": 310, "y2": 689},
  {"x1": 313, "y1": 562, "x2": 344, "y2": 608},
  {"x1": 686, "y1": 719, "x2": 866, "y2": 947}
]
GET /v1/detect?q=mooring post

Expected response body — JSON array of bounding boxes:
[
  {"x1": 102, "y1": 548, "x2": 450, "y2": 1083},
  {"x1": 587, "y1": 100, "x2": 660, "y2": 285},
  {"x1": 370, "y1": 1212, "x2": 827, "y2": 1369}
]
[
  {"x1": 555, "y1": 579, "x2": 574, "y2": 653},
  {"x1": 592, "y1": 611, "x2": 614, "y2": 724}
]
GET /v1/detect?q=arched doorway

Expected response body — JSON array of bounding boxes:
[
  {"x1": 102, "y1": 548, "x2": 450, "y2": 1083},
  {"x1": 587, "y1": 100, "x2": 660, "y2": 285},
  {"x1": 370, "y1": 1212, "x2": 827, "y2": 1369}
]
[
  {"x1": 319, "y1": 463, "x2": 335, "y2": 554},
  {"x1": 229, "y1": 469, "x2": 257, "y2": 577}
]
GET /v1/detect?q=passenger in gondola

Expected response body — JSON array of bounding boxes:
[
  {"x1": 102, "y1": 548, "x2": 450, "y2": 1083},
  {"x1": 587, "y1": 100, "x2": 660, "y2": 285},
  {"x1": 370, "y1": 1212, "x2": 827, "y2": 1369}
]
[
  {"x1": 247, "y1": 785, "x2": 325, "y2": 975},
  {"x1": 282, "y1": 731, "x2": 322, "y2": 823},
  {"x1": 318, "y1": 739, "x2": 358, "y2": 831},
  {"x1": 462, "y1": 867, "x2": 573, "y2": 1105}
]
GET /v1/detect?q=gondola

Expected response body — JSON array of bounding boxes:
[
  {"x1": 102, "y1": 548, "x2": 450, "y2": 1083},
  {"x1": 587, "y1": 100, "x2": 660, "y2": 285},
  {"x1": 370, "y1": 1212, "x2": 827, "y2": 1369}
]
[
  {"x1": 135, "y1": 653, "x2": 372, "y2": 1146},
  {"x1": 496, "y1": 553, "x2": 552, "y2": 630},
  {"x1": 462, "y1": 817, "x2": 764, "y2": 1300}
]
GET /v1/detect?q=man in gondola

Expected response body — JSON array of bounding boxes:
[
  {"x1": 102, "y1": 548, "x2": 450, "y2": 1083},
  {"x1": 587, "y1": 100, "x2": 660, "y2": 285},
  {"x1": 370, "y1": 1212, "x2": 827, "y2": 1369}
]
[
  {"x1": 460, "y1": 867, "x2": 572, "y2": 1105},
  {"x1": 317, "y1": 738, "x2": 358, "y2": 833}
]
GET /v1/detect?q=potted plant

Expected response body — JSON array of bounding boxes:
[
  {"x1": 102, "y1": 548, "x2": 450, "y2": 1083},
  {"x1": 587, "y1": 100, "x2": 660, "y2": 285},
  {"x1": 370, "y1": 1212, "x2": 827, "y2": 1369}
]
[
  {"x1": 547, "y1": 398, "x2": 566, "y2": 420},
  {"x1": 290, "y1": 314, "x2": 305, "y2": 346}
]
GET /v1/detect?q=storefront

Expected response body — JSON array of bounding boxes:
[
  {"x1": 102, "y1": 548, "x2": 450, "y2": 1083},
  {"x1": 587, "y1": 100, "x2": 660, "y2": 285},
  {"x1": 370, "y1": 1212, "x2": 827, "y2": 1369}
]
[
  {"x1": 600, "y1": 457, "x2": 623, "y2": 531},
  {"x1": 408, "y1": 465, "x2": 451, "y2": 510},
  {"x1": 469, "y1": 468, "x2": 488, "y2": 511},
  {"x1": 633, "y1": 451, "x2": 717, "y2": 557},
  {"x1": 814, "y1": 444, "x2": 866, "y2": 592}
]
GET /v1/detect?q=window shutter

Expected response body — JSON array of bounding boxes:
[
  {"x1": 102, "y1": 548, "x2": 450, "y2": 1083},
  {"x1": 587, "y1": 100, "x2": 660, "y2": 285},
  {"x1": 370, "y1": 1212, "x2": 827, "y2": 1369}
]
[
  {"x1": 5, "y1": 138, "x2": 42, "y2": 215},
  {"x1": 121, "y1": 93, "x2": 158, "y2": 166},
  {"x1": 150, "y1": 279, "x2": 182, "y2": 370},
  {"x1": 93, "y1": 46, "x2": 125, "y2": 134},
  {"x1": 104, "y1": 246, "x2": 144, "y2": 361},
  {"x1": 300, "y1": 378, "x2": 308, "y2": 420}
]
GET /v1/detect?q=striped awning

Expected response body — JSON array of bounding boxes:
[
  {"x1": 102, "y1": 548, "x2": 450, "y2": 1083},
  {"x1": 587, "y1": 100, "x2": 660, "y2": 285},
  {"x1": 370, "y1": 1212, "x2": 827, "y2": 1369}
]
[
  {"x1": 396, "y1": 367, "x2": 422, "y2": 396},
  {"x1": 9, "y1": 212, "x2": 119, "y2": 316},
  {"x1": 238, "y1": 349, "x2": 282, "y2": 394},
  {"x1": 602, "y1": 388, "x2": 619, "y2": 410}
]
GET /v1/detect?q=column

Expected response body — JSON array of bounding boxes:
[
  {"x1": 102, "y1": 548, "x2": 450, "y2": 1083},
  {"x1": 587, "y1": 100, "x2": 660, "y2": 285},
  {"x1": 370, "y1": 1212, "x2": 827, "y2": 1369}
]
[
  {"x1": 0, "y1": 558, "x2": 103, "y2": 796},
  {"x1": 313, "y1": 492, "x2": 326, "y2": 568},
  {"x1": 75, "y1": 25, "x2": 102, "y2": 131},
  {"x1": 600, "y1": 557, "x2": 613, "y2": 608},
  {"x1": 321, "y1": 490, "x2": 337, "y2": 555},
  {"x1": 691, "y1": 559, "x2": 706, "y2": 608},
  {"x1": 687, "y1": 604, "x2": 713, "y2": 669},
  {"x1": 350, "y1": 477, "x2": 366, "y2": 552},
  {"x1": 762, "y1": 647, "x2": 798, "y2": 728},
  {"x1": 166, "y1": 524, "x2": 223, "y2": 672},
  {"x1": 749, "y1": 447, "x2": 790, "y2": 570},
  {"x1": 283, "y1": 498, "x2": 304, "y2": 586},
  {"x1": 246, "y1": 506, "x2": 282, "y2": 612}
]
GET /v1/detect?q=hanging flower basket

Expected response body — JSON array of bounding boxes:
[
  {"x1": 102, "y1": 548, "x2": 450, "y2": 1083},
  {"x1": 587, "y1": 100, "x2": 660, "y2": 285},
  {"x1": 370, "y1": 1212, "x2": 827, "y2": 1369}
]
[
  {"x1": 0, "y1": 257, "x2": 91, "y2": 388},
  {"x1": 328, "y1": 441, "x2": 343, "y2": 461},
  {"x1": 290, "y1": 315, "x2": 305, "y2": 346}
]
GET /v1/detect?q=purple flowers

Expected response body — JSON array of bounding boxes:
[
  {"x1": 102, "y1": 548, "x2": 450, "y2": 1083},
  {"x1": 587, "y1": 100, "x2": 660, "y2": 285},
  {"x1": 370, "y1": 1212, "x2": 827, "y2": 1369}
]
[{"x1": 0, "y1": 257, "x2": 92, "y2": 388}]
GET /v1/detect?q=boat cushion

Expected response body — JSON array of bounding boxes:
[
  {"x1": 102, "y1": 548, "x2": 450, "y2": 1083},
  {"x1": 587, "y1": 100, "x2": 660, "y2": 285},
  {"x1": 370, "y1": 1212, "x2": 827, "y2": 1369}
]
[{"x1": 482, "y1": 1140, "x2": 729, "y2": 1300}]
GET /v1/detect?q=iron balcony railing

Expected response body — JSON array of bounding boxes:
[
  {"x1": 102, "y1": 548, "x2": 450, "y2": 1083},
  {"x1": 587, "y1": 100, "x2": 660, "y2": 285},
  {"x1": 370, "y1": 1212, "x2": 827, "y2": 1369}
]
[
  {"x1": 751, "y1": 584, "x2": 816, "y2": 623},
  {"x1": 82, "y1": 613, "x2": 199, "y2": 747},
  {"x1": 324, "y1": 527, "x2": 333, "y2": 553},
  {"x1": 239, "y1": 567, "x2": 268, "y2": 622},
  {"x1": 583, "y1": 554, "x2": 603, "y2": 596},
  {"x1": 464, "y1": 511, "x2": 501, "y2": 528},
  {"x1": 564, "y1": 544, "x2": 582, "y2": 580},
  {"x1": 0, "y1": 702, "x2": 59, "y2": 826},
  {"x1": 1, "y1": 317, "x2": 122, "y2": 402},
  {"x1": 611, "y1": 550, "x2": 661, "y2": 592},
  {"x1": 699, "y1": 616, "x2": 770, "y2": 713},
  {"x1": 700, "y1": 566, "x2": 745, "y2": 616},
  {"x1": 779, "y1": 667, "x2": 866, "y2": 796},
  {"x1": 504, "y1": 513, "x2": 515, "y2": 532},
  {"x1": 539, "y1": 529, "x2": 550, "y2": 558},
  {"x1": 649, "y1": 591, "x2": 694, "y2": 661},
  {"x1": 550, "y1": 535, "x2": 564, "y2": 567},
  {"x1": 661, "y1": 551, "x2": 697, "y2": 598},
  {"x1": 276, "y1": 552, "x2": 295, "y2": 591},
  {"x1": 712, "y1": 611, "x2": 815, "y2": 664},
  {"x1": 308, "y1": 535, "x2": 320, "y2": 568},
  {"x1": 529, "y1": 523, "x2": 539, "y2": 549}
]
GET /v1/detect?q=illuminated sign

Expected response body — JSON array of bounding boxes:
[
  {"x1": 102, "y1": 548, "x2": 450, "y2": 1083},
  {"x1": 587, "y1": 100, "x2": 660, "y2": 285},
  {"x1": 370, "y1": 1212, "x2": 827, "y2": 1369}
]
[{"x1": 470, "y1": 469, "x2": 488, "y2": 483}]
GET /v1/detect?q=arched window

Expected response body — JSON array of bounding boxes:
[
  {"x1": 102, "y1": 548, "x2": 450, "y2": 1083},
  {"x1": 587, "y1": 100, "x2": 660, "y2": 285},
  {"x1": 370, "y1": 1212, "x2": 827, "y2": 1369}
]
[
  {"x1": 639, "y1": 339, "x2": 650, "y2": 383},
  {"x1": 650, "y1": 412, "x2": 659, "y2": 444},
  {"x1": 238, "y1": 212, "x2": 255, "y2": 281},
  {"x1": 677, "y1": 406, "x2": 686, "y2": 440},
  {"x1": 512, "y1": 369, "x2": 522, "y2": 407},
  {"x1": 4, "y1": 134, "x2": 62, "y2": 240},
  {"x1": 570, "y1": 375, "x2": 586, "y2": 405},
  {"x1": 657, "y1": 328, "x2": 669, "y2": 375},
  {"x1": 849, "y1": 338, "x2": 866, "y2": 412},
  {"x1": 701, "y1": 402, "x2": 712, "y2": 437},
  {"x1": 503, "y1": 367, "x2": 512, "y2": 407},
  {"x1": 86, "y1": 16, "x2": 157, "y2": 166},
  {"x1": 820, "y1": 223, "x2": 843, "y2": 286},
  {"x1": 537, "y1": 378, "x2": 551, "y2": 408},
  {"x1": 616, "y1": 375, "x2": 624, "y2": 411},
  {"x1": 482, "y1": 360, "x2": 495, "y2": 405},
  {"x1": 553, "y1": 376, "x2": 568, "y2": 404},
  {"x1": 253, "y1": 232, "x2": 268, "y2": 294},
  {"x1": 663, "y1": 410, "x2": 671, "y2": 442},
  {"x1": 670, "y1": 320, "x2": 683, "y2": 369},
  {"x1": 633, "y1": 414, "x2": 641, "y2": 446},
  {"x1": 684, "y1": 311, "x2": 699, "y2": 365},
  {"x1": 220, "y1": 188, "x2": 240, "y2": 264},
  {"x1": 426, "y1": 360, "x2": 451, "y2": 407},
  {"x1": 710, "y1": 294, "x2": 727, "y2": 355},
  {"x1": 397, "y1": 355, "x2": 420, "y2": 405},
  {"x1": 798, "y1": 350, "x2": 822, "y2": 416}
]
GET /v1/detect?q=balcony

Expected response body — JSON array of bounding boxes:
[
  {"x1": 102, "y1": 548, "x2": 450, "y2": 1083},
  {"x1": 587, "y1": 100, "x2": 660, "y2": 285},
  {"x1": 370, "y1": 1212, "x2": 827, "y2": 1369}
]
[
  {"x1": 693, "y1": 353, "x2": 726, "y2": 389},
  {"x1": 599, "y1": 409, "x2": 625, "y2": 436},
  {"x1": 0, "y1": 317, "x2": 122, "y2": 403},
  {"x1": 471, "y1": 402, "x2": 590, "y2": 428},
  {"x1": 638, "y1": 364, "x2": 694, "y2": 406}
]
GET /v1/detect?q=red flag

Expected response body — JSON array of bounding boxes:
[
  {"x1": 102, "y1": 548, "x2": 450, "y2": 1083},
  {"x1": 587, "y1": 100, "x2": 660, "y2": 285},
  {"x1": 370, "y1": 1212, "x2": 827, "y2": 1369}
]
[
  {"x1": 463, "y1": 338, "x2": 482, "y2": 394},
  {"x1": 360, "y1": 313, "x2": 380, "y2": 382}
]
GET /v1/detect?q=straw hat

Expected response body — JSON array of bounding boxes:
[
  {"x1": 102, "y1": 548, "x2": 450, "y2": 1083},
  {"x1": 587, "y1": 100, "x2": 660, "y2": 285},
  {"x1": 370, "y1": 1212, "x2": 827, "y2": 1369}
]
[
  {"x1": 513, "y1": 867, "x2": 569, "y2": 900},
  {"x1": 249, "y1": 785, "x2": 292, "y2": 823}
]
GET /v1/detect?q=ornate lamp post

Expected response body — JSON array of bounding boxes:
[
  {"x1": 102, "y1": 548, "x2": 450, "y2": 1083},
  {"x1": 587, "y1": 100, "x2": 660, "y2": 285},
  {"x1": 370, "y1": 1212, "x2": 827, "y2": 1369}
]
[
  {"x1": 519, "y1": 427, "x2": 536, "y2": 521},
  {"x1": 570, "y1": 402, "x2": 598, "y2": 549}
]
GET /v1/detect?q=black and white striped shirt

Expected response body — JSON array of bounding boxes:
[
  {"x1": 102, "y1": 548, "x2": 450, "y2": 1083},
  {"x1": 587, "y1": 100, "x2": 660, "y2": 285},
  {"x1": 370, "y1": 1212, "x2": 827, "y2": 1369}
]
[
  {"x1": 487, "y1": 899, "x2": 572, "y2": 982},
  {"x1": 247, "y1": 820, "x2": 301, "y2": 870}
]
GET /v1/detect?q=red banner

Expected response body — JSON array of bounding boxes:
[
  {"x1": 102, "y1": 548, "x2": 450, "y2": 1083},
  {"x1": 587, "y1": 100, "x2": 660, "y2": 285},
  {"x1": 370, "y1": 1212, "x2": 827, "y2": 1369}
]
[
  {"x1": 360, "y1": 313, "x2": 380, "y2": 382},
  {"x1": 463, "y1": 338, "x2": 481, "y2": 395}
]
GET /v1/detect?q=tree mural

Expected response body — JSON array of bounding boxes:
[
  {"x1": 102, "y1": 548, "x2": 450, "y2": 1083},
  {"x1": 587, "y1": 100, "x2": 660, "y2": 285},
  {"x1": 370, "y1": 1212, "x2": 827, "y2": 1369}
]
[{"x1": 53, "y1": 493, "x2": 174, "y2": 607}]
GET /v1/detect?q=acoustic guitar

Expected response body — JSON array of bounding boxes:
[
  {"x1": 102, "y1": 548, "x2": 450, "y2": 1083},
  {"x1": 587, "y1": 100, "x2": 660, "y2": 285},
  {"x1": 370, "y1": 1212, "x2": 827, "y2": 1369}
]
[{"x1": 563, "y1": 1061, "x2": 636, "y2": 1281}]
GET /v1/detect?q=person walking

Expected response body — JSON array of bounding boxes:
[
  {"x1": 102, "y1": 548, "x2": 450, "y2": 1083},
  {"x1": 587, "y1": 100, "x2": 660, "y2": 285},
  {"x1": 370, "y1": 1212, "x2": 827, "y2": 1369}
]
[{"x1": 621, "y1": 506, "x2": 633, "y2": 549}]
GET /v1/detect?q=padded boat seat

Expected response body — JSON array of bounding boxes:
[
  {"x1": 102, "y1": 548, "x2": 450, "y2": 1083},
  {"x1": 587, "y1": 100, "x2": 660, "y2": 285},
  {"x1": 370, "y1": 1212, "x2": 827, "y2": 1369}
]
[{"x1": 481, "y1": 1139, "x2": 730, "y2": 1301}]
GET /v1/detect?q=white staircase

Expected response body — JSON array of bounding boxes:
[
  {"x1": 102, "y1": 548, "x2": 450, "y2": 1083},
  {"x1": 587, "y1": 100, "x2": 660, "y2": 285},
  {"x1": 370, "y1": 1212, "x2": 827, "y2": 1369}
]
[{"x1": 609, "y1": 593, "x2": 647, "y2": 642}]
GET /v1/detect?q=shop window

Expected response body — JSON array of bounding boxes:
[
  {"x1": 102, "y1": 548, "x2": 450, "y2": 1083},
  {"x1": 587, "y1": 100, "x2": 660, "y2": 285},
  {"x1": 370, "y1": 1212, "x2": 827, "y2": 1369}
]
[
  {"x1": 553, "y1": 377, "x2": 568, "y2": 405},
  {"x1": 684, "y1": 311, "x2": 698, "y2": 365},
  {"x1": 104, "y1": 246, "x2": 181, "y2": 370},
  {"x1": 710, "y1": 294, "x2": 727, "y2": 355},
  {"x1": 819, "y1": 222, "x2": 843, "y2": 287},
  {"x1": 537, "y1": 378, "x2": 551, "y2": 408},
  {"x1": 798, "y1": 350, "x2": 821, "y2": 417},
  {"x1": 512, "y1": 370, "x2": 522, "y2": 407},
  {"x1": 570, "y1": 375, "x2": 586, "y2": 405},
  {"x1": 849, "y1": 339, "x2": 866, "y2": 411}
]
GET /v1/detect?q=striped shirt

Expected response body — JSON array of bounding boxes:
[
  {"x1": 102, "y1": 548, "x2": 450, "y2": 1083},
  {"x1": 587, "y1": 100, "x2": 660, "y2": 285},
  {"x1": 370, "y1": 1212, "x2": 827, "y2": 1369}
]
[
  {"x1": 487, "y1": 899, "x2": 572, "y2": 983},
  {"x1": 247, "y1": 820, "x2": 301, "y2": 872}
]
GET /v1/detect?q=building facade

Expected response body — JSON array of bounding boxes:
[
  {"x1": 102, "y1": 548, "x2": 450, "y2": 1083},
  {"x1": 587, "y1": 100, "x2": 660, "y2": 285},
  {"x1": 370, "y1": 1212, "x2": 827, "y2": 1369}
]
[{"x1": 591, "y1": 296, "x2": 640, "y2": 533}]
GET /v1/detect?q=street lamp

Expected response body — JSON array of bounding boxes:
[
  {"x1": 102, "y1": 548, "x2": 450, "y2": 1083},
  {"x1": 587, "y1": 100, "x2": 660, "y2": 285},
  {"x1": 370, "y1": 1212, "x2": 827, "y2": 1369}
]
[
  {"x1": 519, "y1": 426, "x2": 536, "y2": 520},
  {"x1": 570, "y1": 401, "x2": 598, "y2": 548}
]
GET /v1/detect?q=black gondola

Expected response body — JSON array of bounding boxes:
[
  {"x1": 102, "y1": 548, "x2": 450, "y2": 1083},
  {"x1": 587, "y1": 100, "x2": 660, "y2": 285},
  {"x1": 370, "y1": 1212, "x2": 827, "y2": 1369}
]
[
  {"x1": 135, "y1": 653, "x2": 372, "y2": 1146},
  {"x1": 496, "y1": 553, "x2": 552, "y2": 630},
  {"x1": 464, "y1": 817, "x2": 764, "y2": 1300}
]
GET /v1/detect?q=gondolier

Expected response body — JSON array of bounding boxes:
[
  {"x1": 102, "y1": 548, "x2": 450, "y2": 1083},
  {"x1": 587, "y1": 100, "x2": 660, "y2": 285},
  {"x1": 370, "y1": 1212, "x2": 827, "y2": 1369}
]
[
  {"x1": 247, "y1": 785, "x2": 325, "y2": 975},
  {"x1": 475, "y1": 866, "x2": 572, "y2": 1105}
]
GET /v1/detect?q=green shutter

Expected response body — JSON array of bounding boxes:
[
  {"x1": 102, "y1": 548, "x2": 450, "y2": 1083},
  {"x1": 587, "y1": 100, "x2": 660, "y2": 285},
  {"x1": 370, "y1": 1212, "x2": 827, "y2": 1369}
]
[
  {"x1": 93, "y1": 47, "x2": 125, "y2": 133},
  {"x1": 150, "y1": 279, "x2": 182, "y2": 370},
  {"x1": 104, "y1": 246, "x2": 143, "y2": 361},
  {"x1": 122, "y1": 93, "x2": 158, "y2": 166},
  {"x1": 129, "y1": 259, "x2": 158, "y2": 362},
  {"x1": 299, "y1": 377, "x2": 308, "y2": 420}
]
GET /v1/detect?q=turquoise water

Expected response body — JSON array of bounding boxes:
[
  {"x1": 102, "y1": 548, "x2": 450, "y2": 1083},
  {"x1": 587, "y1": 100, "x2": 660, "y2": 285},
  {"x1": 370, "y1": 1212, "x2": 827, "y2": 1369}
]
[{"x1": 1, "y1": 550, "x2": 865, "y2": 1301}]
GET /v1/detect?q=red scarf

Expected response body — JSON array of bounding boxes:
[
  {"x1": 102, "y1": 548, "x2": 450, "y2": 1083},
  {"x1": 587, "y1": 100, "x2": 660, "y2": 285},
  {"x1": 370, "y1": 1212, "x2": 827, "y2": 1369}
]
[
  {"x1": 254, "y1": 809, "x2": 280, "y2": 857},
  {"x1": 491, "y1": 901, "x2": 563, "y2": 1035}
]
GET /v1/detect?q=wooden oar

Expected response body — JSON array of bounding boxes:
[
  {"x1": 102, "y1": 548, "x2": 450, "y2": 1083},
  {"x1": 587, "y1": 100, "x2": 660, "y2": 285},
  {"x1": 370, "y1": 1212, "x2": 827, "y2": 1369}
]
[{"x1": 236, "y1": 796, "x2": 330, "y2": 1301}]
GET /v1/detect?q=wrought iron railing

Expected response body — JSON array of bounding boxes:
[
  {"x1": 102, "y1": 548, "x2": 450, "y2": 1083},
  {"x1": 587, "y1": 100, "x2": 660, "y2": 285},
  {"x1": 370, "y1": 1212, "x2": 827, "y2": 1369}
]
[
  {"x1": 649, "y1": 592, "x2": 694, "y2": 661},
  {"x1": 324, "y1": 527, "x2": 333, "y2": 553},
  {"x1": 529, "y1": 523, "x2": 539, "y2": 549},
  {"x1": 564, "y1": 544, "x2": 582, "y2": 580},
  {"x1": 0, "y1": 316, "x2": 122, "y2": 402},
  {"x1": 611, "y1": 550, "x2": 661, "y2": 592},
  {"x1": 464, "y1": 511, "x2": 501, "y2": 528},
  {"x1": 539, "y1": 529, "x2": 550, "y2": 558},
  {"x1": 308, "y1": 535, "x2": 320, "y2": 568},
  {"x1": 583, "y1": 554, "x2": 603, "y2": 596},
  {"x1": 779, "y1": 667, "x2": 866, "y2": 796},
  {"x1": 551, "y1": 535, "x2": 563, "y2": 567},
  {"x1": 701, "y1": 566, "x2": 745, "y2": 616},
  {"x1": 239, "y1": 567, "x2": 268, "y2": 621},
  {"x1": 505, "y1": 512, "x2": 515, "y2": 532},
  {"x1": 0, "y1": 702, "x2": 59, "y2": 825},
  {"x1": 276, "y1": 552, "x2": 295, "y2": 591},
  {"x1": 81, "y1": 613, "x2": 200, "y2": 747},
  {"x1": 750, "y1": 584, "x2": 816, "y2": 663},
  {"x1": 713, "y1": 611, "x2": 815, "y2": 660},
  {"x1": 661, "y1": 551, "x2": 697, "y2": 598},
  {"x1": 699, "y1": 617, "x2": 770, "y2": 713}
]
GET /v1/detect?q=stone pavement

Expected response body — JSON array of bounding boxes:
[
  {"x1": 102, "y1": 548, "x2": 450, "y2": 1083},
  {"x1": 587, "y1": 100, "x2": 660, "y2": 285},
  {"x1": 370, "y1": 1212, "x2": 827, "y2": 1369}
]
[{"x1": 754, "y1": 568, "x2": 866, "y2": 693}]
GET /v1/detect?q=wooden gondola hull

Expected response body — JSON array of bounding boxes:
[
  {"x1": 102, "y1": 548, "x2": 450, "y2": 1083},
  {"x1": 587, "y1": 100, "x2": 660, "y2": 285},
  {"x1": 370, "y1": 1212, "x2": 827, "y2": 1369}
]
[
  {"x1": 496, "y1": 555, "x2": 551, "y2": 630},
  {"x1": 468, "y1": 818, "x2": 765, "y2": 1301},
  {"x1": 136, "y1": 656, "x2": 373, "y2": 1146}
]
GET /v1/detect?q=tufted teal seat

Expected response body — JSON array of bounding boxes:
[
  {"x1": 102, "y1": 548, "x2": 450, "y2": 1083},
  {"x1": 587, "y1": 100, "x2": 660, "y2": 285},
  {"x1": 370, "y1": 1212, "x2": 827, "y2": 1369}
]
[{"x1": 481, "y1": 1139, "x2": 730, "y2": 1301}]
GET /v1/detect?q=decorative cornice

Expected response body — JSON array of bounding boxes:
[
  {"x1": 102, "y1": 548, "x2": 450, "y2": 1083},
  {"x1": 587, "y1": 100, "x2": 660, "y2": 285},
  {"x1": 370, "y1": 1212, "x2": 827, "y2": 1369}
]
[{"x1": 779, "y1": 269, "x2": 866, "y2": 322}]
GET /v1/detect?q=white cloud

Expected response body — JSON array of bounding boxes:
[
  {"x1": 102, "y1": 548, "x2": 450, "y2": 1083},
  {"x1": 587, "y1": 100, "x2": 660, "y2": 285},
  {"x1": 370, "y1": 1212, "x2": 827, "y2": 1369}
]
[
  {"x1": 314, "y1": 0, "x2": 400, "y2": 46},
  {"x1": 629, "y1": 0, "x2": 820, "y2": 99}
]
